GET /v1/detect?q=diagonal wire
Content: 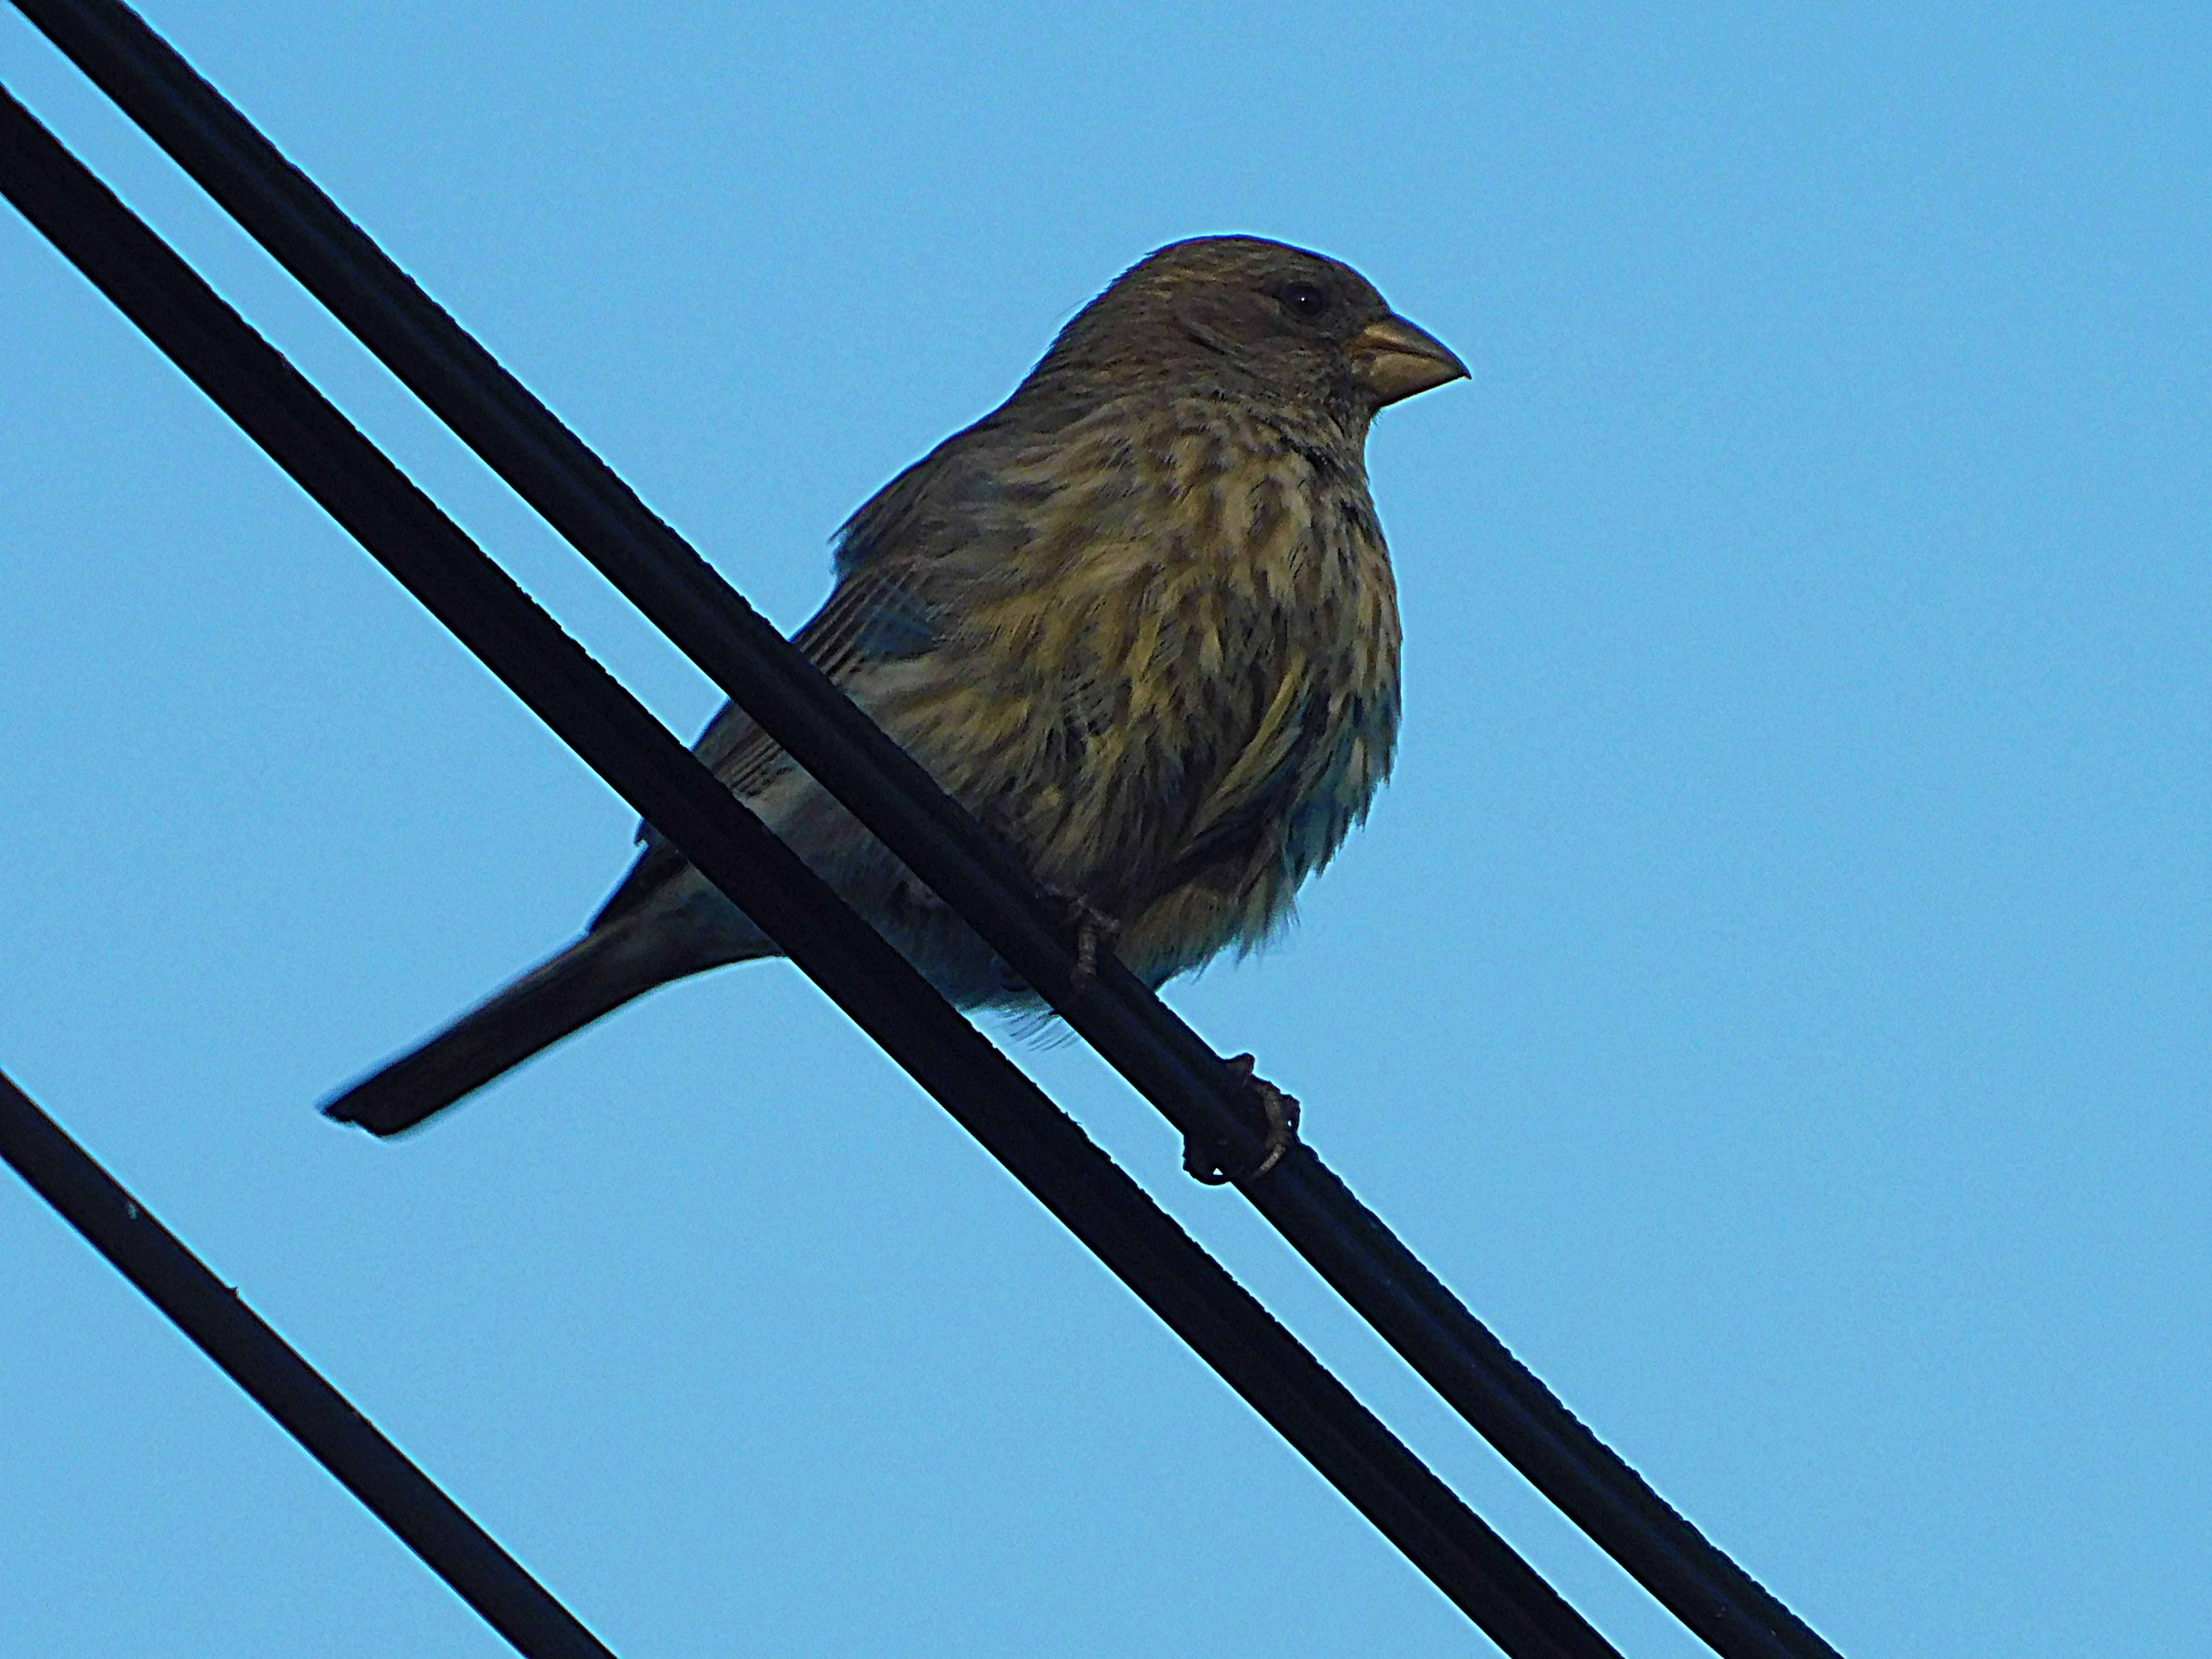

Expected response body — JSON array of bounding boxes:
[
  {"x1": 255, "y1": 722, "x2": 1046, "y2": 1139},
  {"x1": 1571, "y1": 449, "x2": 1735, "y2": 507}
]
[
  {"x1": 0, "y1": 1070, "x2": 623, "y2": 1659},
  {"x1": 0, "y1": 81, "x2": 1623, "y2": 1659},
  {"x1": 0, "y1": 4, "x2": 1846, "y2": 1656}
]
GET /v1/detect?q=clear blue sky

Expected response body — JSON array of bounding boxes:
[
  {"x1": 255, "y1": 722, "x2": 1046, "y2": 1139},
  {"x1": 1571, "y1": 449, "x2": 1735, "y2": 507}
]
[{"x1": 3, "y1": 4, "x2": 2206, "y2": 1655}]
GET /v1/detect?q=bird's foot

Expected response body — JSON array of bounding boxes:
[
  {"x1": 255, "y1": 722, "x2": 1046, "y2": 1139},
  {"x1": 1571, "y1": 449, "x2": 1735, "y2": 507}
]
[
  {"x1": 1042, "y1": 884, "x2": 1123, "y2": 995},
  {"x1": 1184, "y1": 1054, "x2": 1301, "y2": 1185}
]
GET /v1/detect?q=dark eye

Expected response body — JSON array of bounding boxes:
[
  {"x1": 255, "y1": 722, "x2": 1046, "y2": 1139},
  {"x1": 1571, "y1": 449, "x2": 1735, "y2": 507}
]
[{"x1": 1279, "y1": 282, "x2": 1332, "y2": 321}]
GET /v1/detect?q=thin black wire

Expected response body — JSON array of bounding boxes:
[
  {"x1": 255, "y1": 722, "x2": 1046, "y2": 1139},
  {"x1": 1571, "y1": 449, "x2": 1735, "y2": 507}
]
[
  {"x1": 0, "y1": 83, "x2": 1622, "y2": 1659},
  {"x1": 0, "y1": 1071, "x2": 623, "y2": 1659},
  {"x1": 0, "y1": 6, "x2": 1844, "y2": 1658}
]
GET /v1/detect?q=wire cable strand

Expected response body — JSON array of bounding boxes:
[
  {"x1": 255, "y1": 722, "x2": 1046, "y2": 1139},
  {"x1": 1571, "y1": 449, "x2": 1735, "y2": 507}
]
[
  {"x1": 0, "y1": 6, "x2": 1846, "y2": 1656},
  {"x1": 0, "y1": 1072, "x2": 623, "y2": 1659},
  {"x1": 0, "y1": 84, "x2": 1623, "y2": 1659}
]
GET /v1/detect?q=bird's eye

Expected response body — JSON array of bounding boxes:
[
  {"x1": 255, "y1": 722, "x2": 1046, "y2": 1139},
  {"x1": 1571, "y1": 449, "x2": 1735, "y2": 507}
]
[{"x1": 1279, "y1": 282, "x2": 1332, "y2": 321}]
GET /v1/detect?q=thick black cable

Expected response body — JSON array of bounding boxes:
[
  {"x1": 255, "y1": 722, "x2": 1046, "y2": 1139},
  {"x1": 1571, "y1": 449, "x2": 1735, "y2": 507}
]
[
  {"x1": 0, "y1": 85, "x2": 1622, "y2": 1659},
  {"x1": 0, "y1": 1071, "x2": 622, "y2": 1659},
  {"x1": 0, "y1": 6, "x2": 1844, "y2": 1656}
]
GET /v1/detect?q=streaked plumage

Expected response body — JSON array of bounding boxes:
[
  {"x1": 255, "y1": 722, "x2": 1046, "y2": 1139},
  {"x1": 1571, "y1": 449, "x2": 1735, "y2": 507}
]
[{"x1": 326, "y1": 236, "x2": 1466, "y2": 1135}]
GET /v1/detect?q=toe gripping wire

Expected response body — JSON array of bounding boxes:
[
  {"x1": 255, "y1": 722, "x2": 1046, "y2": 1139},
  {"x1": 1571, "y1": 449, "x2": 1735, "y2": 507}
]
[{"x1": 1184, "y1": 1057, "x2": 1301, "y2": 1185}]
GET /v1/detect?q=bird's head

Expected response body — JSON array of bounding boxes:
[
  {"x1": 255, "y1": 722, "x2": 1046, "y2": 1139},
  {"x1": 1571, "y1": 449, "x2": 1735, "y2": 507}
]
[{"x1": 1033, "y1": 235, "x2": 1467, "y2": 421}]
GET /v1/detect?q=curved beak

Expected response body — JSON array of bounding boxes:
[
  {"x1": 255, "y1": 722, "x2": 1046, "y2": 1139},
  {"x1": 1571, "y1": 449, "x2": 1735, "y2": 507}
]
[{"x1": 1349, "y1": 313, "x2": 1469, "y2": 407}]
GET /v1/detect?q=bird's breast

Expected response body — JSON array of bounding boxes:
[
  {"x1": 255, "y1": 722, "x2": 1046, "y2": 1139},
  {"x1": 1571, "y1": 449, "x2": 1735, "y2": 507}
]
[{"x1": 875, "y1": 402, "x2": 1400, "y2": 936}]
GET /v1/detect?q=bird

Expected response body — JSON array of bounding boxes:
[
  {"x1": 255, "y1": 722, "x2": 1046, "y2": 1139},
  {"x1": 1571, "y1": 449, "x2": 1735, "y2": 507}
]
[{"x1": 323, "y1": 235, "x2": 1467, "y2": 1146}]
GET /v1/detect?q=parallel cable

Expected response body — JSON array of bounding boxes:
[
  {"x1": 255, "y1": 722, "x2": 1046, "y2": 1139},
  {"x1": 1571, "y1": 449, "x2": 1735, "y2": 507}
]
[
  {"x1": 0, "y1": 1071, "x2": 621, "y2": 1659},
  {"x1": 1, "y1": 6, "x2": 1844, "y2": 1656},
  {"x1": 0, "y1": 84, "x2": 1622, "y2": 1659}
]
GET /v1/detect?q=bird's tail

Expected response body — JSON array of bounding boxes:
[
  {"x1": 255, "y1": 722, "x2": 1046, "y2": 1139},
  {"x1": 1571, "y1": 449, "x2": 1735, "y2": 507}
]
[{"x1": 322, "y1": 915, "x2": 761, "y2": 1136}]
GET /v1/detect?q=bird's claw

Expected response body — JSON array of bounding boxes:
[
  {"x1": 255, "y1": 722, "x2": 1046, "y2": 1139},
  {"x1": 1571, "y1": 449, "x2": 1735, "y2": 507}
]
[
  {"x1": 1184, "y1": 1053, "x2": 1301, "y2": 1185},
  {"x1": 1043, "y1": 884, "x2": 1123, "y2": 995}
]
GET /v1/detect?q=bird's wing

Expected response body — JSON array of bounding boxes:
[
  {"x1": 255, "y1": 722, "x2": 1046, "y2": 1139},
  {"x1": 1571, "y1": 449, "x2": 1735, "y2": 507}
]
[
  {"x1": 592, "y1": 410, "x2": 1027, "y2": 936},
  {"x1": 587, "y1": 565, "x2": 942, "y2": 932},
  {"x1": 691, "y1": 419, "x2": 1019, "y2": 801},
  {"x1": 688, "y1": 563, "x2": 943, "y2": 796}
]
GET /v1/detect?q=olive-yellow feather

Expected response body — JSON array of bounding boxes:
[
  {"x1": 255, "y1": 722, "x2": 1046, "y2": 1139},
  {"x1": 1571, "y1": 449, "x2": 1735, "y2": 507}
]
[{"x1": 325, "y1": 235, "x2": 1466, "y2": 1136}]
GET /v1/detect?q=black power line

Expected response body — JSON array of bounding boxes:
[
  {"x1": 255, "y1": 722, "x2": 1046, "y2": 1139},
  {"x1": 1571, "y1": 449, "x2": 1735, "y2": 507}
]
[
  {"x1": 0, "y1": 82, "x2": 1621, "y2": 1659},
  {"x1": 0, "y1": 1072, "x2": 623, "y2": 1659},
  {"x1": 0, "y1": 5, "x2": 1844, "y2": 1658}
]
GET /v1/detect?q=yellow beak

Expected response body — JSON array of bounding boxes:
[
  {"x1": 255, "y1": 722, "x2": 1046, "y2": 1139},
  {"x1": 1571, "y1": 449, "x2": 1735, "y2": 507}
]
[{"x1": 1349, "y1": 313, "x2": 1469, "y2": 406}]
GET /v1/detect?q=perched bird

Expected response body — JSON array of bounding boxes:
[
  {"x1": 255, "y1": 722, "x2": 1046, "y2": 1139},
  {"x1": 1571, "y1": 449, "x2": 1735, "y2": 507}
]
[{"x1": 324, "y1": 235, "x2": 1466, "y2": 1141}]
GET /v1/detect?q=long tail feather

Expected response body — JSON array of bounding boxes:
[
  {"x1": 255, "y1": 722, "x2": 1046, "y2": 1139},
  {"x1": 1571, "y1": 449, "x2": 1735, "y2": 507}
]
[{"x1": 322, "y1": 918, "x2": 756, "y2": 1136}]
